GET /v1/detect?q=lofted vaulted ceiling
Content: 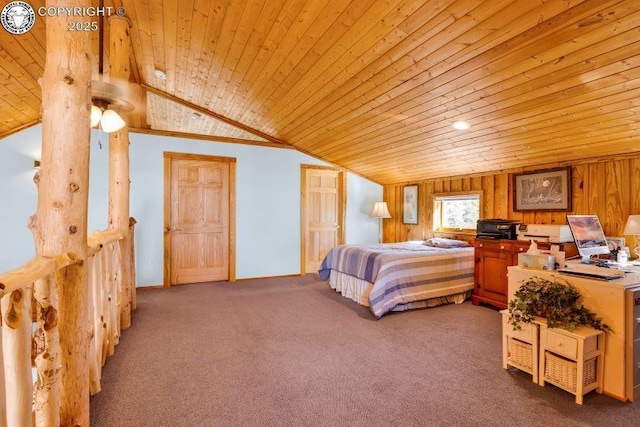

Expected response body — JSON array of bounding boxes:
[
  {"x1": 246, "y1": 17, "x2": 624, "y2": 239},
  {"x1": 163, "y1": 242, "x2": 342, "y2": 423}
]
[{"x1": 1, "y1": 0, "x2": 640, "y2": 185}]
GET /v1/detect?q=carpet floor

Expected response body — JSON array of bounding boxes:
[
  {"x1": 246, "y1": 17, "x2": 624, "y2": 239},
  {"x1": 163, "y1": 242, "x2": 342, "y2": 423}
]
[{"x1": 90, "y1": 275, "x2": 639, "y2": 426}]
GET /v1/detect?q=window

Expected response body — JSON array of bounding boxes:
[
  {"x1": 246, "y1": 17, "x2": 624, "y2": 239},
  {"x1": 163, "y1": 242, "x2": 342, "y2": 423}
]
[{"x1": 433, "y1": 192, "x2": 481, "y2": 233}]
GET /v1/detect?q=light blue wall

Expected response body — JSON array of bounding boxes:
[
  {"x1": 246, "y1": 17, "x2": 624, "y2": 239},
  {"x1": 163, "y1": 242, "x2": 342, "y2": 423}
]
[
  {"x1": 0, "y1": 125, "x2": 382, "y2": 285},
  {"x1": 346, "y1": 173, "x2": 383, "y2": 244}
]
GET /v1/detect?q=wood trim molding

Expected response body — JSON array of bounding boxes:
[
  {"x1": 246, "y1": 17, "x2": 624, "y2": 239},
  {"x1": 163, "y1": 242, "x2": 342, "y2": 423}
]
[
  {"x1": 141, "y1": 84, "x2": 291, "y2": 146},
  {"x1": 130, "y1": 127, "x2": 294, "y2": 150},
  {"x1": 338, "y1": 171, "x2": 346, "y2": 245},
  {"x1": 163, "y1": 151, "x2": 237, "y2": 163},
  {"x1": 0, "y1": 119, "x2": 41, "y2": 140},
  {"x1": 163, "y1": 156, "x2": 171, "y2": 288},
  {"x1": 228, "y1": 162, "x2": 237, "y2": 283},
  {"x1": 300, "y1": 167, "x2": 307, "y2": 275},
  {"x1": 300, "y1": 164, "x2": 343, "y2": 171}
]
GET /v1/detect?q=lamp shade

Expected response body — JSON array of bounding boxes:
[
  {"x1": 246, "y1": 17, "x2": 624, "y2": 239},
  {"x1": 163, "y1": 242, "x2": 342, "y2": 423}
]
[
  {"x1": 99, "y1": 109, "x2": 126, "y2": 133},
  {"x1": 371, "y1": 202, "x2": 391, "y2": 218},
  {"x1": 624, "y1": 215, "x2": 640, "y2": 235}
]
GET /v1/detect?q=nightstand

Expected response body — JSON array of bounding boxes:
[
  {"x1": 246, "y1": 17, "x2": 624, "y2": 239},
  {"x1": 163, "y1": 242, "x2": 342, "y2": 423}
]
[
  {"x1": 538, "y1": 323, "x2": 605, "y2": 404},
  {"x1": 501, "y1": 310, "x2": 539, "y2": 383}
]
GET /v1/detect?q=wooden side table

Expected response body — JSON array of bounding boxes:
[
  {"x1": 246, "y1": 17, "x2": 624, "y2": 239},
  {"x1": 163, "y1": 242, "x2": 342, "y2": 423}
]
[
  {"x1": 501, "y1": 310, "x2": 539, "y2": 383},
  {"x1": 538, "y1": 323, "x2": 605, "y2": 404}
]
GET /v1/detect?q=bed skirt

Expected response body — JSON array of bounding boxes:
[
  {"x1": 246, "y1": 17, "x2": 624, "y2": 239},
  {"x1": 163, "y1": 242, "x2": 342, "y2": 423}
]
[{"x1": 328, "y1": 270, "x2": 472, "y2": 312}]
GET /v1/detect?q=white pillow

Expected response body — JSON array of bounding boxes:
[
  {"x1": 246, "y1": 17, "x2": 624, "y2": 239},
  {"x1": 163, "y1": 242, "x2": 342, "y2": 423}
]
[{"x1": 424, "y1": 237, "x2": 471, "y2": 248}]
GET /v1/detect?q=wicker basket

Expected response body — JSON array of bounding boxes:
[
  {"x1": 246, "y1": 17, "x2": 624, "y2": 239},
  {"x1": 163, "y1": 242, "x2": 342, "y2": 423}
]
[
  {"x1": 544, "y1": 351, "x2": 597, "y2": 392},
  {"x1": 508, "y1": 338, "x2": 533, "y2": 371}
]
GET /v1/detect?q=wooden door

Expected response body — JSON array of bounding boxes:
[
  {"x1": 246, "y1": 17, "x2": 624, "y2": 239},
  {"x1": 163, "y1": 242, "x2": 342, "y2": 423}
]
[
  {"x1": 167, "y1": 156, "x2": 231, "y2": 285},
  {"x1": 301, "y1": 166, "x2": 345, "y2": 274}
]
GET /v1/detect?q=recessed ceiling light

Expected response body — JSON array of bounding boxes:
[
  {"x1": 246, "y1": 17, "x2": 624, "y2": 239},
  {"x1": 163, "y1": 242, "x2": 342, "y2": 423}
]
[
  {"x1": 154, "y1": 69, "x2": 167, "y2": 80},
  {"x1": 452, "y1": 121, "x2": 470, "y2": 130},
  {"x1": 191, "y1": 112, "x2": 203, "y2": 120}
]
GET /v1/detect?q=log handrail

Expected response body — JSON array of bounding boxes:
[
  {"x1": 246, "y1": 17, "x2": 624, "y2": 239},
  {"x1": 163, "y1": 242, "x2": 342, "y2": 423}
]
[
  {"x1": 0, "y1": 228, "x2": 127, "y2": 298},
  {"x1": 1, "y1": 227, "x2": 132, "y2": 427},
  {"x1": 0, "y1": 254, "x2": 76, "y2": 299},
  {"x1": 87, "y1": 228, "x2": 127, "y2": 255}
]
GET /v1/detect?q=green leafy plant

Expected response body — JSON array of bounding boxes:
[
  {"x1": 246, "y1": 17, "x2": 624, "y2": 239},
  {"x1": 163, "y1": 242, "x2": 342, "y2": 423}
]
[{"x1": 508, "y1": 276, "x2": 611, "y2": 332}]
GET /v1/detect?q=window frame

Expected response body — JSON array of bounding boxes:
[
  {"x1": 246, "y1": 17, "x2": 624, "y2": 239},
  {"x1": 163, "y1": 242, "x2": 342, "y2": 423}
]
[{"x1": 432, "y1": 191, "x2": 482, "y2": 234}]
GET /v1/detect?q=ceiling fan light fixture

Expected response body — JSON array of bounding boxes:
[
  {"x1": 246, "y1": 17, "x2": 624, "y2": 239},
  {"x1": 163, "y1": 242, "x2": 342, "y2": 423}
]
[
  {"x1": 99, "y1": 109, "x2": 126, "y2": 133},
  {"x1": 90, "y1": 105, "x2": 102, "y2": 127},
  {"x1": 452, "y1": 120, "x2": 470, "y2": 130},
  {"x1": 90, "y1": 97, "x2": 126, "y2": 133}
]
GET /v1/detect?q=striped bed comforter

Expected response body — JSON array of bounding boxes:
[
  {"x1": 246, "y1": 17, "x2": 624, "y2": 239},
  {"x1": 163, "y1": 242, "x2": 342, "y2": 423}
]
[{"x1": 318, "y1": 242, "x2": 475, "y2": 318}]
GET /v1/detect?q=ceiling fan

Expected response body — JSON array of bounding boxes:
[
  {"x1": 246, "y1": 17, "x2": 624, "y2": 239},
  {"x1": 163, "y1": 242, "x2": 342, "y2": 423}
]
[
  {"x1": 90, "y1": 3, "x2": 137, "y2": 134},
  {"x1": 90, "y1": 79, "x2": 134, "y2": 133}
]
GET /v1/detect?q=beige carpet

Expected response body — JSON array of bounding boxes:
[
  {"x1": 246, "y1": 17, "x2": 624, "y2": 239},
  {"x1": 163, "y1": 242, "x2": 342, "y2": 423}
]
[{"x1": 90, "y1": 274, "x2": 638, "y2": 426}]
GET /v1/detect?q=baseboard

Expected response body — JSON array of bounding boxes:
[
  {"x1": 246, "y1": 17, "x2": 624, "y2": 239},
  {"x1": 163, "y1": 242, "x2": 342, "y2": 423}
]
[
  {"x1": 234, "y1": 273, "x2": 304, "y2": 282},
  {"x1": 136, "y1": 284, "x2": 164, "y2": 290}
]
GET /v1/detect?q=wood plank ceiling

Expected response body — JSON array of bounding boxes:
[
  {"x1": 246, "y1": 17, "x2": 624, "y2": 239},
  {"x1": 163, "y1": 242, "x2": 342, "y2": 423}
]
[{"x1": 1, "y1": 0, "x2": 639, "y2": 185}]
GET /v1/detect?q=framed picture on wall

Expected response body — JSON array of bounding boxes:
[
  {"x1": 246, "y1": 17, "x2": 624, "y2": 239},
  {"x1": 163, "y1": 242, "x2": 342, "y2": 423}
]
[
  {"x1": 513, "y1": 167, "x2": 572, "y2": 212},
  {"x1": 403, "y1": 185, "x2": 418, "y2": 224}
]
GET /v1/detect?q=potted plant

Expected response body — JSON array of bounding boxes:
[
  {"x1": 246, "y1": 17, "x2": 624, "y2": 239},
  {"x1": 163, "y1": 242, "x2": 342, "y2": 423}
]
[{"x1": 508, "y1": 276, "x2": 610, "y2": 332}]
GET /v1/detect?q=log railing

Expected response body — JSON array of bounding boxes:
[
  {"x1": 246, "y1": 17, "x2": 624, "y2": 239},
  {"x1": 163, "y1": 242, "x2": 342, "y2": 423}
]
[{"x1": 0, "y1": 226, "x2": 135, "y2": 427}]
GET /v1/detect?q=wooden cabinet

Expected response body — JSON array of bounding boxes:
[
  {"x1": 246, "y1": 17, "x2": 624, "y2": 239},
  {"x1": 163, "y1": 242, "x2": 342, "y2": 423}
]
[
  {"x1": 539, "y1": 322, "x2": 605, "y2": 405},
  {"x1": 501, "y1": 309, "x2": 539, "y2": 383},
  {"x1": 472, "y1": 239, "x2": 529, "y2": 309},
  {"x1": 473, "y1": 239, "x2": 577, "y2": 310}
]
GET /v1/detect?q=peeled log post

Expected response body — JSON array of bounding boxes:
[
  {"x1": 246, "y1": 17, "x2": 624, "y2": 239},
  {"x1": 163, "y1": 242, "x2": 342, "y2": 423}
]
[
  {"x1": 129, "y1": 218, "x2": 137, "y2": 311},
  {"x1": 33, "y1": 275, "x2": 60, "y2": 427},
  {"x1": 87, "y1": 255, "x2": 101, "y2": 395},
  {"x1": 36, "y1": 0, "x2": 92, "y2": 424},
  {"x1": 109, "y1": 15, "x2": 133, "y2": 331},
  {"x1": 105, "y1": 243, "x2": 120, "y2": 357},
  {"x1": 1, "y1": 287, "x2": 33, "y2": 427},
  {"x1": 102, "y1": 247, "x2": 116, "y2": 360},
  {"x1": 0, "y1": 305, "x2": 7, "y2": 427}
]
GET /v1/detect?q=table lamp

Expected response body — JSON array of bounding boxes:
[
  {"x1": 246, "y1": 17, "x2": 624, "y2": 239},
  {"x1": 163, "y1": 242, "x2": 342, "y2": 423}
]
[
  {"x1": 371, "y1": 202, "x2": 391, "y2": 243},
  {"x1": 623, "y1": 215, "x2": 640, "y2": 259}
]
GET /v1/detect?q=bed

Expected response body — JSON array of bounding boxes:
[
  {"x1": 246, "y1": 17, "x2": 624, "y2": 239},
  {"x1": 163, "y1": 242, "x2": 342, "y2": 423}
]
[{"x1": 317, "y1": 239, "x2": 475, "y2": 318}]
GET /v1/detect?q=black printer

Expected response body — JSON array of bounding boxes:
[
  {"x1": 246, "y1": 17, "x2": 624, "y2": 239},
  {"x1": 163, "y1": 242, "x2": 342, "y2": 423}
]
[{"x1": 476, "y1": 219, "x2": 520, "y2": 240}]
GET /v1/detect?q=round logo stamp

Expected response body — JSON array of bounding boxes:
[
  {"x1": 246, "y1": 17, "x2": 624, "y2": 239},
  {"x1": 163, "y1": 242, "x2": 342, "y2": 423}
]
[{"x1": 1, "y1": 1, "x2": 36, "y2": 35}]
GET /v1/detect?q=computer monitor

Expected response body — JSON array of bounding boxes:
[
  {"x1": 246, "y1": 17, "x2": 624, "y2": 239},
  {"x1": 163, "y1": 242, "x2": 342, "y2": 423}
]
[{"x1": 566, "y1": 214, "x2": 610, "y2": 263}]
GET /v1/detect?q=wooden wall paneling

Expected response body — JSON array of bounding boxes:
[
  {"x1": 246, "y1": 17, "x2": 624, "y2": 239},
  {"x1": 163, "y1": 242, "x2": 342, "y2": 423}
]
[
  {"x1": 482, "y1": 175, "x2": 494, "y2": 219},
  {"x1": 494, "y1": 173, "x2": 508, "y2": 219},
  {"x1": 534, "y1": 211, "x2": 552, "y2": 225},
  {"x1": 450, "y1": 178, "x2": 462, "y2": 192},
  {"x1": 385, "y1": 156, "x2": 640, "y2": 244},
  {"x1": 627, "y1": 158, "x2": 640, "y2": 254},
  {"x1": 571, "y1": 164, "x2": 588, "y2": 215},
  {"x1": 396, "y1": 184, "x2": 405, "y2": 242},
  {"x1": 630, "y1": 159, "x2": 640, "y2": 214},
  {"x1": 586, "y1": 162, "x2": 607, "y2": 231},
  {"x1": 604, "y1": 159, "x2": 629, "y2": 236},
  {"x1": 462, "y1": 177, "x2": 471, "y2": 192},
  {"x1": 470, "y1": 176, "x2": 482, "y2": 191},
  {"x1": 507, "y1": 173, "x2": 523, "y2": 223},
  {"x1": 414, "y1": 182, "x2": 427, "y2": 240},
  {"x1": 383, "y1": 185, "x2": 396, "y2": 242},
  {"x1": 424, "y1": 180, "x2": 435, "y2": 239}
]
